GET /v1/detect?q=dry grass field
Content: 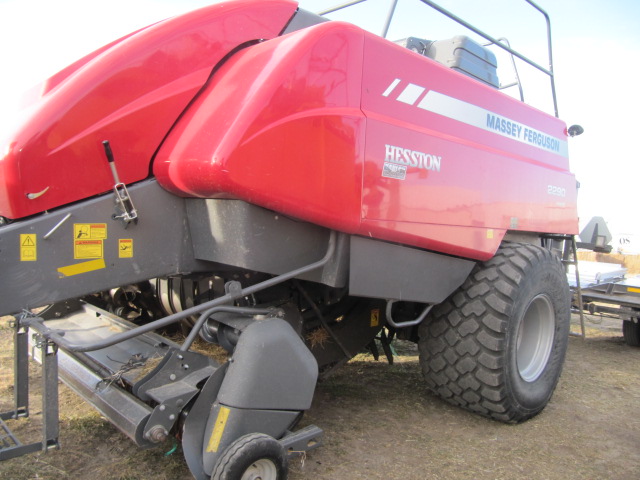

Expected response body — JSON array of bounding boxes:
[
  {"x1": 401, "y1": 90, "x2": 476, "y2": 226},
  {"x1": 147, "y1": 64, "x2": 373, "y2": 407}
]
[{"x1": 1, "y1": 313, "x2": 638, "y2": 480}]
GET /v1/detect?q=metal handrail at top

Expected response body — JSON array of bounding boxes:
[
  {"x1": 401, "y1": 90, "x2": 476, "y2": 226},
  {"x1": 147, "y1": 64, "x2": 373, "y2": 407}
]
[{"x1": 317, "y1": 0, "x2": 559, "y2": 117}]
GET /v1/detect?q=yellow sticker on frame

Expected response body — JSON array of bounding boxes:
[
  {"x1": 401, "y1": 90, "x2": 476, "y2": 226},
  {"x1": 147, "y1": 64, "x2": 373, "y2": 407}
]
[
  {"x1": 74, "y1": 223, "x2": 107, "y2": 240},
  {"x1": 74, "y1": 239, "x2": 103, "y2": 259},
  {"x1": 370, "y1": 309, "x2": 380, "y2": 327},
  {"x1": 119, "y1": 239, "x2": 133, "y2": 258},
  {"x1": 57, "y1": 259, "x2": 106, "y2": 277},
  {"x1": 20, "y1": 234, "x2": 37, "y2": 261}
]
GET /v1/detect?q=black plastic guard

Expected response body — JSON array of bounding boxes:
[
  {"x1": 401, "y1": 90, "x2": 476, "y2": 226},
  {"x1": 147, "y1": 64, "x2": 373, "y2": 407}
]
[
  {"x1": 182, "y1": 364, "x2": 229, "y2": 480},
  {"x1": 185, "y1": 318, "x2": 318, "y2": 477}
]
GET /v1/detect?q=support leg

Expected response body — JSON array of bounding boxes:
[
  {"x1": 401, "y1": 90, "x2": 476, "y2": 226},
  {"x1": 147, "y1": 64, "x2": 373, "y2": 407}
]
[{"x1": 40, "y1": 337, "x2": 60, "y2": 451}]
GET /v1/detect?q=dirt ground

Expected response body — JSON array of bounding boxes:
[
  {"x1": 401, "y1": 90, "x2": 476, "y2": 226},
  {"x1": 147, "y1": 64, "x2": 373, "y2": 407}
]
[{"x1": 1, "y1": 314, "x2": 639, "y2": 480}]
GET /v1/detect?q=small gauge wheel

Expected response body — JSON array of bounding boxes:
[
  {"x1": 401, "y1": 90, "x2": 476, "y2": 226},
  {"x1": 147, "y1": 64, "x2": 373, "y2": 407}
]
[{"x1": 210, "y1": 433, "x2": 288, "y2": 480}]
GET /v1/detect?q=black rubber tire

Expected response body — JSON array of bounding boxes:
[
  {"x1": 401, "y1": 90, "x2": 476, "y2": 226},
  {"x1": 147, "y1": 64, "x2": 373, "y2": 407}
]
[
  {"x1": 211, "y1": 433, "x2": 288, "y2": 480},
  {"x1": 418, "y1": 243, "x2": 571, "y2": 423},
  {"x1": 622, "y1": 320, "x2": 640, "y2": 347}
]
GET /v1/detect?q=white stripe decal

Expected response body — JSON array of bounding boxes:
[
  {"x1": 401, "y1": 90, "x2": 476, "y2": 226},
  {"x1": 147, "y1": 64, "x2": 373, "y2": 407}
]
[
  {"x1": 396, "y1": 83, "x2": 425, "y2": 105},
  {"x1": 380, "y1": 79, "x2": 568, "y2": 158},
  {"x1": 417, "y1": 90, "x2": 568, "y2": 157},
  {"x1": 382, "y1": 78, "x2": 401, "y2": 97}
]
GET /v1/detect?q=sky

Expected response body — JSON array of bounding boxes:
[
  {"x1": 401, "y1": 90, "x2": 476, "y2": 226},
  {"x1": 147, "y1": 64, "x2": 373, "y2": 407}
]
[{"x1": 0, "y1": 0, "x2": 639, "y2": 246}]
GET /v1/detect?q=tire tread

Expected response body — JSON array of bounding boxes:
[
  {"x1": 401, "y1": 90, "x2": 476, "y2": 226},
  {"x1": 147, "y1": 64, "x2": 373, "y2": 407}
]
[
  {"x1": 418, "y1": 242, "x2": 569, "y2": 423},
  {"x1": 622, "y1": 320, "x2": 640, "y2": 347}
]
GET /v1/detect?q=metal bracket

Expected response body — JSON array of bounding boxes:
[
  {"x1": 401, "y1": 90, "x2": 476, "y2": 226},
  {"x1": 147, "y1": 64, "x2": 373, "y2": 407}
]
[
  {"x1": 102, "y1": 140, "x2": 138, "y2": 226},
  {"x1": 279, "y1": 425, "x2": 324, "y2": 457},
  {"x1": 134, "y1": 349, "x2": 218, "y2": 443},
  {"x1": 112, "y1": 182, "x2": 138, "y2": 225},
  {"x1": 385, "y1": 300, "x2": 433, "y2": 329}
]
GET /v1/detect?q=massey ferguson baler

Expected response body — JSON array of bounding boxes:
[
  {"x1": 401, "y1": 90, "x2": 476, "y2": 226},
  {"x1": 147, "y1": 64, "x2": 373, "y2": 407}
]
[{"x1": 0, "y1": 0, "x2": 581, "y2": 478}]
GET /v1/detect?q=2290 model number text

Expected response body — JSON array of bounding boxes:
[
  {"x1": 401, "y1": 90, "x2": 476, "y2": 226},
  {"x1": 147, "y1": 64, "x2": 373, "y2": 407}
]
[{"x1": 547, "y1": 185, "x2": 566, "y2": 197}]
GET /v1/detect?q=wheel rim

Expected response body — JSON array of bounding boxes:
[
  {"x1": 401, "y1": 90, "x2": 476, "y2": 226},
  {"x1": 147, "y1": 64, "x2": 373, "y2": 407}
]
[
  {"x1": 516, "y1": 294, "x2": 555, "y2": 382},
  {"x1": 240, "y1": 459, "x2": 278, "y2": 480}
]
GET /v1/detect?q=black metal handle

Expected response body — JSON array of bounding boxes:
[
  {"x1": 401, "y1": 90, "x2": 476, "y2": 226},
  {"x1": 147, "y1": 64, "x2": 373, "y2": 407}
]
[{"x1": 102, "y1": 140, "x2": 115, "y2": 163}]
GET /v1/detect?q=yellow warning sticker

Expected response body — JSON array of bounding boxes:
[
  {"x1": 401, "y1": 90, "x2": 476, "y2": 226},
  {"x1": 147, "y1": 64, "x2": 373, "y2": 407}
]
[
  {"x1": 74, "y1": 223, "x2": 107, "y2": 240},
  {"x1": 370, "y1": 308, "x2": 380, "y2": 328},
  {"x1": 74, "y1": 239, "x2": 103, "y2": 259},
  {"x1": 628, "y1": 287, "x2": 640, "y2": 294},
  {"x1": 20, "y1": 234, "x2": 37, "y2": 261},
  {"x1": 118, "y1": 239, "x2": 133, "y2": 258},
  {"x1": 487, "y1": 229, "x2": 494, "y2": 239},
  {"x1": 206, "y1": 406, "x2": 230, "y2": 453}
]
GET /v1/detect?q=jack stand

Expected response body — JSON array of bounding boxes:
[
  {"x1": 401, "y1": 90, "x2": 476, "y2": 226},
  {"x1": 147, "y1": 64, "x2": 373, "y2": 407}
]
[{"x1": 0, "y1": 315, "x2": 60, "y2": 460}]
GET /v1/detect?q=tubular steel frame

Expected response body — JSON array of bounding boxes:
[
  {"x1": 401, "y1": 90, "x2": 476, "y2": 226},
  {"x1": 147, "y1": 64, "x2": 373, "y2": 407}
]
[{"x1": 318, "y1": 0, "x2": 559, "y2": 117}]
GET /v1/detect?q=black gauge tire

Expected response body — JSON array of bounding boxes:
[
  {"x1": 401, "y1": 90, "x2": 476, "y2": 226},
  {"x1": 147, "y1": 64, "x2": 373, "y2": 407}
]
[{"x1": 211, "y1": 433, "x2": 288, "y2": 480}]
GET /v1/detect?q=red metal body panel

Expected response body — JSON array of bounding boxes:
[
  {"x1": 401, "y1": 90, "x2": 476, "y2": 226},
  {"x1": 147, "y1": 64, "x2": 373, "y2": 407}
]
[
  {"x1": 155, "y1": 21, "x2": 577, "y2": 260},
  {"x1": 1, "y1": 0, "x2": 578, "y2": 260},
  {"x1": 359, "y1": 37, "x2": 577, "y2": 259},
  {"x1": 154, "y1": 21, "x2": 367, "y2": 233},
  {"x1": 0, "y1": 0, "x2": 297, "y2": 220}
]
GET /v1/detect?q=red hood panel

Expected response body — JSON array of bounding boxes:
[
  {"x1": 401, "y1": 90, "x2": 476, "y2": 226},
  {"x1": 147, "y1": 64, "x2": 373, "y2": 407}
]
[{"x1": 0, "y1": 0, "x2": 297, "y2": 220}]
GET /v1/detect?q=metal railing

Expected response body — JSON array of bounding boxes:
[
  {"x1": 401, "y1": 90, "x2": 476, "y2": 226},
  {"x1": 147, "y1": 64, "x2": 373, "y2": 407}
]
[{"x1": 318, "y1": 0, "x2": 559, "y2": 117}]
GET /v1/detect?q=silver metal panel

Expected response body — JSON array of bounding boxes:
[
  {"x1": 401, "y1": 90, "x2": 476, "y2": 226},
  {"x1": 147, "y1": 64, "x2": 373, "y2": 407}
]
[
  {"x1": 349, "y1": 236, "x2": 475, "y2": 303},
  {"x1": 186, "y1": 199, "x2": 349, "y2": 287}
]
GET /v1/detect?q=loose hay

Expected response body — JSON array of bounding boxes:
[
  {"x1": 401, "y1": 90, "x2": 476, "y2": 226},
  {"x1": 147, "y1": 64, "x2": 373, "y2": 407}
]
[
  {"x1": 133, "y1": 355, "x2": 164, "y2": 381},
  {"x1": 307, "y1": 327, "x2": 330, "y2": 349}
]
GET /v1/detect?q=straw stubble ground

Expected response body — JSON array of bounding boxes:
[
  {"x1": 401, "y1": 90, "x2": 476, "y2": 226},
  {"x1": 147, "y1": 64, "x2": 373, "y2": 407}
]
[{"x1": 0, "y1": 314, "x2": 638, "y2": 480}]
